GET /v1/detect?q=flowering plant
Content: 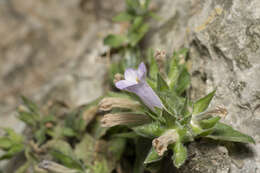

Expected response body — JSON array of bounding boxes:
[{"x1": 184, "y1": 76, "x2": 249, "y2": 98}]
[{"x1": 100, "y1": 49, "x2": 255, "y2": 169}]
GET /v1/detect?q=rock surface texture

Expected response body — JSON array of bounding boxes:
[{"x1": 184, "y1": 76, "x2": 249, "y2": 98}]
[{"x1": 147, "y1": 0, "x2": 260, "y2": 172}]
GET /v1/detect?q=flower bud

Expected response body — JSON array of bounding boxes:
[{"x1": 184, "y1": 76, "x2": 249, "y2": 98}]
[
  {"x1": 101, "y1": 113, "x2": 151, "y2": 127},
  {"x1": 155, "y1": 49, "x2": 166, "y2": 75},
  {"x1": 99, "y1": 97, "x2": 141, "y2": 111}
]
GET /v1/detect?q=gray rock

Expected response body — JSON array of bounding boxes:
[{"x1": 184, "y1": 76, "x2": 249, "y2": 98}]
[
  {"x1": 0, "y1": 0, "x2": 123, "y2": 169},
  {"x1": 178, "y1": 141, "x2": 231, "y2": 173},
  {"x1": 0, "y1": 0, "x2": 124, "y2": 130},
  {"x1": 146, "y1": 0, "x2": 260, "y2": 172}
]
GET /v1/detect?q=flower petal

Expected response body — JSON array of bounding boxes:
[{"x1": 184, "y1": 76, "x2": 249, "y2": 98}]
[
  {"x1": 124, "y1": 68, "x2": 138, "y2": 82},
  {"x1": 138, "y1": 62, "x2": 147, "y2": 81},
  {"x1": 115, "y1": 80, "x2": 137, "y2": 90},
  {"x1": 126, "y1": 82, "x2": 163, "y2": 111}
]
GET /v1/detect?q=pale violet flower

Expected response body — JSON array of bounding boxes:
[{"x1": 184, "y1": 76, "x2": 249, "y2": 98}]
[{"x1": 115, "y1": 62, "x2": 163, "y2": 111}]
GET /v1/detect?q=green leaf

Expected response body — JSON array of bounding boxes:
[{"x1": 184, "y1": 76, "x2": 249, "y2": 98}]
[
  {"x1": 206, "y1": 122, "x2": 255, "y2": 144},
  {"x1": 112, "y1": 132, "x2": 139, "y2": 138},
  {"x1": 64, "y1": 108, "x2": 89, "y2": 137},
  {"x1": 168, "y1": 58, "x2": 179, "y2": 89},
  {"x1": 198, "y1": 128, "x2": 215, "y2": 137},
  {"x1": 49, "y1": 140, "x2": 84, "y2": 170},
  {"x1": 176, "y1": 126, "x2": 191, "y2": 143},
  {"x1": 126, "y1": 0, "x2": 140, "y2": 11},
  {"x1": 3, "y1": 128, "x2": 24, "y2": 144},
  {"x1": 180, "y1": 98, "x2": 192, "y2": 126},
  {"x1": 49, "y1": 140, "x2": 74, "y2": 156},
  {"x1": 34, "y1": 127, "x2": 46, "y2": 145},
  {"x1": 108, "y1": 138, "x2": 126, "y2": 162},
  {"x1": 104, "y1": 34, "x2": 127, "y2": 48},
  {"x1": 62, "y1": 127, "x2": 77, "y2": 137},
  {"x1": 193, "y1": 90, "x2": 216, "y2": 115},
  {"x1": 50, "y1": 150, "x2": 84, "y2": 170},
  {"x1": 171, "y1": 141, "x2": 187, "y2": 168},
  {"x1": 173, "y1": 48, "x2": 188, "y2": 60},
  {"x1": 175, "y1": 67, "x2": 190, "y2": 95},
  {"x1": 190, "y1": 123, "x2": 213, "y2": 137},
  {"x1": 143, "y1": 0, "x2": 151, "y2": 10},
  {"x1": 129, "y1": 17, "x2": 143, "y2": 32},
  {"x1": 21, "y1": 96, "x2": 39, "y2": 114},
  {"x1": 86, "y1": 137, "x2": 125, "y2": 172},
  {"x1": 157, "y1": 73, "x2": 169, "y2": 92},
  {"x1": 148, "y1": 12, "x2": 161, "y2": 21},
  {"x1": 49, "y1": 125, "x2": 63, "y2": 139},
  {"x1": 128, "y1": 23, "x2": 149, "y2": 47},
  {"x1": 147, "y1": 49, "x2": 159, "y2": 80},
  {"x1": 144, "y1": 147, "x2": 162, "y2": 164},
  {"x1": 18, "y1": 111, "x2": 37, "y2": 127},
  {"x1": 161, "y1": 109, "x2": 176, "y2": 127},
  {"x1": 91, "y1": 160, "x2": 110, "y2": 173},
  {"x1": 199, "y1": 116, "x2": 221, "y2": 129},
  {"x1": 90, "y1": 117, "x2": 109, "y2": 139},
  {"x1": 0, "y1": 137, "x2": 12, "y2": 150},
  {"x1": 0, "y1": 143, "x2": 24, "y2": 160},
  {"x1": 133, "y1": 122, "x2": 166, "y2": 138},
  {"x1": 147, "y1": 78, "x2": 157, "y2": 90},
  {"x1": 74, "y1": 134, "x2": 95, "y2": 165},
  {"x1": 168, "y1": 48, "x2": 189, "y2": 89},
  {"x1": 75, "y1": 117, "x2": 86, "y2": 133},
  {"x1": 113, "y1": 12, "x2": 133, "y2": 22},
  {"x1": 157, "y1": 91, "x2": 184, "y2": 116},
  {"x1": 42, "y1": 114, "x2": 56, "y2": 124},
  {"x1": 190, "y1": 123, "x2": 203, "y2": 135}
]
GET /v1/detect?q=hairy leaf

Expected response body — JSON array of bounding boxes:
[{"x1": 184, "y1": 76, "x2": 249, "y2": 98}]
[
  {"x1": 175, "y1": 67, "x2": 190, "y2": 95},
  {"x1": 171, "y1": 141, "x2": 187, "y2": 168},
  {"x1": 207, "y1": 122, "x2": 255, "y2": 144},
  {"x1": 199, "y1": 116, "x2": 221, "y2": 129},
  {"x1": 193, "y1": 90, "x2": 216, "y2": 115},
  {"x1": 144, "y1": 147, "x2": 162, "y2": 164},
  {"x1": 157, "y1": 73, "x2": 169, "y2": 92},
  {"x1": 133, "y1": 122, "x2": 167, "y2": 138}
]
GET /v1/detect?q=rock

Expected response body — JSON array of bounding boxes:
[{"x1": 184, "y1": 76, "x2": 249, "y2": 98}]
[
  {"x1": 178, "y1": 140, "x2": 231, "y2": 173},
  {"x1": 0, "y1": 0, "x2": 123, "y2": 169},
  {"x1": 146, "y1": 0, "x2": 260, "y2": 172},
  {"x1": 0, "y1": 0, "x2": 124, "y2": 130}
]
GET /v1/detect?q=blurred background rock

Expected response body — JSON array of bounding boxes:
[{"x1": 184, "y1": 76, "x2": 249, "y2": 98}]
[
  {"x1": 0, "y1": 0, "x2": 125, "y2": 132},
  {"x1": 0, "y1": 0, "x2": 123, "y2": 168}
]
